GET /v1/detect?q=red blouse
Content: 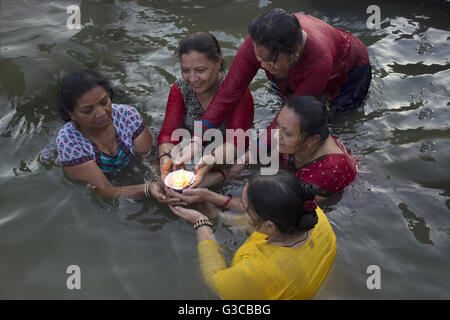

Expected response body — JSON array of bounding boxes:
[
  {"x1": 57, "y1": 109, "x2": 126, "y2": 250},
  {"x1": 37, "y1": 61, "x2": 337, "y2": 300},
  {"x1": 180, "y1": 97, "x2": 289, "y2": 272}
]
[
  {"x1": 198, "y1": 14, "x2": 370, "y2": 139},
  {"x1": 158, "y1": 81, "x2": 254, "y2": 147},
  {"x1": 281, "y1": 136, "x2": 357, "y2": 195}
]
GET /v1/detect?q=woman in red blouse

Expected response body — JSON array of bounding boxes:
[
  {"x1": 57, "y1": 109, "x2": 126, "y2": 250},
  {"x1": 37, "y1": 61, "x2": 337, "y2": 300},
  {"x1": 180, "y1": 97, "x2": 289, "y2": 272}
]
[
  {"x1": 173, "y1": 8, "x2": 370, "y2": 171},
  {"x1": 158, "y1": 32, "x2": 254, "y2": 186},
  {"x1": 176, "y1": 8, "x2": 370, "y2": 180},
  {"x1": 277, "y1": 96, "x2": 357, "y2": 198}
]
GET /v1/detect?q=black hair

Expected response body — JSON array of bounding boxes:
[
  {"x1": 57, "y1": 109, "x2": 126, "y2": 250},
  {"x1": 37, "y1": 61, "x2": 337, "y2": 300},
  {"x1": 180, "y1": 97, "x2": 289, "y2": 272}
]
[
  {"x1": 246, "y1": 170, "x2": 318, "y2": 234},
  {"x1": 59, "y1": 69, "x2": 114, "y2": 123},
  {"x1": 178, "y1": 31, "x2": 225, "y2": 72},
  {"x1": 248, "y1": 8, "x2": 303, "y2": 62},
  {"x1": 285, "y1": 95, "x2": 330, "y2": 143}
]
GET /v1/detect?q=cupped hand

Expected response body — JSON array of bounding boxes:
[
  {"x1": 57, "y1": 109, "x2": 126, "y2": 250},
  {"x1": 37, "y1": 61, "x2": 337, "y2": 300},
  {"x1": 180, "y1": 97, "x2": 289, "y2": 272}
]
[
  {"x1": 165, "y1": 187, "x2": 211, "y2": 205},
  {"x1": 168, "y1": 205, "x2": 207, "y2": 224},
  {"x1": 149, "y1": 181, "x2": 188, "y2": 206}
]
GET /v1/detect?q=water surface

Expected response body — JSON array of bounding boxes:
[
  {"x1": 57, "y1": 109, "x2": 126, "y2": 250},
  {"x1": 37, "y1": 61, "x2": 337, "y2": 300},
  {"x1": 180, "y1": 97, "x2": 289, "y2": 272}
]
[{"x1": 0, "y1": 0, "x2": 449, "y2": 299}]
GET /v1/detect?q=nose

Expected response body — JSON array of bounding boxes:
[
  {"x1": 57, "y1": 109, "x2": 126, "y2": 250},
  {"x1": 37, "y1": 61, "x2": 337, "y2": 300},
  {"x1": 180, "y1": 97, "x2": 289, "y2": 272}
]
[
  {"x1": 277, "y1": 131, "x2": 283, "y2": 144},
  {"x1": 189, "y1": 71, "x2": 199, "y2": 83},
  {"x1": 261, "y1": 61, "x2": 274, "y2": 71},
  {"x1": 95, "y1": 105, "x2": 107, "y2": 117}
]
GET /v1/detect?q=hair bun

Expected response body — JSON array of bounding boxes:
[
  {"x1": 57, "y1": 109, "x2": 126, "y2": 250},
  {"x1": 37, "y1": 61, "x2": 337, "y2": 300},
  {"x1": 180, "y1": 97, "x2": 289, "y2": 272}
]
[
  {"x1": 297, "y1": 180, "x2": 317, "y2": 202},
  {"x1": 296, "y1": 210, "x2": 318, "y2": 231}
]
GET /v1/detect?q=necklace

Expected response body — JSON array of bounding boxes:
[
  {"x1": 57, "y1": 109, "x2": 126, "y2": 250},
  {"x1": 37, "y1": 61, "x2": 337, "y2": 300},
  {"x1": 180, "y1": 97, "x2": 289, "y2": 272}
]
[
  {"x1": 73, "y1": 121, "x2": 118, "y2": 155},
  {"x1": 283, "y1": 231, "x2": 310, "y2": 248},
  {"x1": 268, "y1": 230, "x2": 310, "y2": 248}
]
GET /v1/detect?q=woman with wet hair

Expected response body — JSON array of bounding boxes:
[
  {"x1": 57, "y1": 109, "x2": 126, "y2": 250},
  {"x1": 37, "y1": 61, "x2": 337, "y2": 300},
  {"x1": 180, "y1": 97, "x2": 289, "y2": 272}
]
[
  {"x1": 56, "y1": 69, "x2": 182, "y2": 203},
  {"x1": 158, "y1": 32, "x2": 254, "y2": 187},
  {"x1": 277, "y1": 95, "x2": 357, "y2": 198},
  {"x1": 167, "y1": 171, "x2": 337, "y2": 300}
]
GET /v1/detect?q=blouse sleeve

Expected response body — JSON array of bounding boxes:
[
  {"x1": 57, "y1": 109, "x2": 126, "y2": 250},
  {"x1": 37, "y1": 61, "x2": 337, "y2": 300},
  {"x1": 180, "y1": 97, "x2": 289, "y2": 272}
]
[
  {"x1": 123, "y1": 105, "x2": 146, "y2": 140},
  {"x1": 56, "y1": 127, "x2": 94, "y2": 167},
  {"x1": 157, "y1": 82, "x2": 186, "y2": 145},
  {"x1": 199, "y1": 36, "x2": 260, "y2": 132},
  {"x1": 198, "y1": 240, "x2": 227, "y2": 294},
  {"x1": 198, "y1": 239, "x2": 268, "y2": 300}
]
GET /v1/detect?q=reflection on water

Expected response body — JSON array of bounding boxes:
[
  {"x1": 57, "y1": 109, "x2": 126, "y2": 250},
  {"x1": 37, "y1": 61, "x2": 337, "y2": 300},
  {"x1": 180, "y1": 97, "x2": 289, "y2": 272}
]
[{"x1": 0, "y1": 0, "x2": 449, "y2": 299}]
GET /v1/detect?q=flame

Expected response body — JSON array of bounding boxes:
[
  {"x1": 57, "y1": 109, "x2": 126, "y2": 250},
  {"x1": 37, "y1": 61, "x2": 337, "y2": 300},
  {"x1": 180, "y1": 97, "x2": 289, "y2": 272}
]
[{"x1": 170, "y1": 170, "x2": 193, "y2": 189}]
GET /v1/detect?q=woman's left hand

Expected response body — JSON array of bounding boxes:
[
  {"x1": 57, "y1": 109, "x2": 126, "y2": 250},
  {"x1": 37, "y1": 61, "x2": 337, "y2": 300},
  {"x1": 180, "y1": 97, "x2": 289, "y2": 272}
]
[
  {"x1": 150, "y1": 181, "x2": 188, "y2": 205},
  {"x1": 168, "y1": 205, "x2": 207, "y2": 224},
  {"x1": 165, "y1": 187, "x2": 213, "y2": 205},
  {"x1": 188, "y1": 154, "x2": 216, "y2": 189}
]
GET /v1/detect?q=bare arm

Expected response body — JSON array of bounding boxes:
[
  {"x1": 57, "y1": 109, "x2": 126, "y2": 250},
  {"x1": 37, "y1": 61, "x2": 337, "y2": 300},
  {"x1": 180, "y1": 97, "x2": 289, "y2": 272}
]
[
  {"x1": 158, "y1": 142, "x2": 175, "y2": 182},
  {"x1": 64, "y1": 160, "x2": 147, "y2": 200}
]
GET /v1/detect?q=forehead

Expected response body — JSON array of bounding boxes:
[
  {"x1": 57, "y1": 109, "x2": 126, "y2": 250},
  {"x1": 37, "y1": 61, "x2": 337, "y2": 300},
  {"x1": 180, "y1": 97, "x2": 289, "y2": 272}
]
[
  {"x1": 278, "y1": 106, "x2": 300, "y2": 130},
  {"x1": 253, "y1": 42, "x2": 289, "y2": 61},
  {"x1": 180, "y1": 51, "x2": 213, "y2": 66},
  {"x1": 253, "y1": 44, "x2": 272, "y2": 58},
  {"x1": 76, "y1": 86, "x2": 108, "y2": 107}
]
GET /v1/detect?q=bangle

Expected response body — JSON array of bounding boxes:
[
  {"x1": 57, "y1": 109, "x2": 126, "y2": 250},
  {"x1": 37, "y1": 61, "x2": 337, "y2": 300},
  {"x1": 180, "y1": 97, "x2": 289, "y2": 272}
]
[
  {"x1": 144, "y1": 181, "x2": 151, "y2": 198},
  {"x1": 219, "y1": 194, "x2": 232, "y2": 210},
  {"x1": 159, "y1": 152, "x2": 171, "y2": 162},
  {"x1": 193, "y1": 218, "x2": 213, "y2": 230},
  {"x1": 144, "y1": 180, "x2": 157, "y2": 198}
]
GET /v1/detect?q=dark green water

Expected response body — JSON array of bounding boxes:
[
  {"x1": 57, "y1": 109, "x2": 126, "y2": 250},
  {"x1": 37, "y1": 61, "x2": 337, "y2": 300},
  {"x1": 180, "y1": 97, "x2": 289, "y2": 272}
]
[{"x1": 0, "y1": 0, "x2": 449, "y2": 299}]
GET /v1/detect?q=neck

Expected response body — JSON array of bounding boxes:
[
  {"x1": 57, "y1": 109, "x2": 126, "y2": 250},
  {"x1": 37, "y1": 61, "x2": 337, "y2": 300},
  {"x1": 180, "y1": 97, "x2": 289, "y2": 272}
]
[
  {"x1": 196, "y1": 72, "x2": 222, "y2": 106},
  {"x1": 293, "y1": 139, "x2": 323, "y2": 168},
  {"x1": 73, "y1": 120, "x2": 112, "y2": 138},
  {"x1": 268, "y1": 230, "x2": 309, "y2": 247},
  {"x1": 289, "y1": 30, "x2": 308, "y2": 69},
  {"x1": 73, "y1": 120, "x2": 116, "y2": 154}
]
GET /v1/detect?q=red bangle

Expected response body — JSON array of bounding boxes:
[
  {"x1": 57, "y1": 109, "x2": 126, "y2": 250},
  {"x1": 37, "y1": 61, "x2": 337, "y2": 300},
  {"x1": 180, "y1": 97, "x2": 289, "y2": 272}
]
[{"x1": 219, "y1": 194, "x2": 232, "y2": 210}]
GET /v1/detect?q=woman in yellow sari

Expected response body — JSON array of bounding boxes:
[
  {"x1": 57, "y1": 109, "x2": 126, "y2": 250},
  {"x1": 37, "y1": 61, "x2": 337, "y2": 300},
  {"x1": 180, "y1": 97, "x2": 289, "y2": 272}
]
[{"x1": 168, "y1": 170, "x2": 336, "y2": 299}]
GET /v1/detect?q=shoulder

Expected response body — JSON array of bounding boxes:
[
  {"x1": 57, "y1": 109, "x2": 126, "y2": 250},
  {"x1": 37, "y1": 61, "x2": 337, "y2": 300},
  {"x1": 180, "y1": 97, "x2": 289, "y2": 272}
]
[
  {"x1": 112, "y1": 103, "x2": 144, "y2": 126},
  {"x1": 311, "y1": 206, "x2": 336, "y2": 247},
  {"x1": 112, "y1": 103, "x2": 141, "y2": 119},
  {"x1": 56, "y1": 122, "x2": 94, "y2": 162},
  {"x1": 296, "y1": 13, "x2": 334, "y2": 31},
  {"x1": 174, "y1": 79, "x2": 192, "y2": 98},
  {"x1": 56, "y1": 122, "x2": 83, "y2": 146}
]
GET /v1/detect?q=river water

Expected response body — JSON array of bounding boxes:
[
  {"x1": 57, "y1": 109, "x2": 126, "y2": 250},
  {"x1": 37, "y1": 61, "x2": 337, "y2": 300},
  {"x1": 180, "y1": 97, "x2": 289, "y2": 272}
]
[{"x1": 0, "y1": 0, "x2": 449, "y2": 299}]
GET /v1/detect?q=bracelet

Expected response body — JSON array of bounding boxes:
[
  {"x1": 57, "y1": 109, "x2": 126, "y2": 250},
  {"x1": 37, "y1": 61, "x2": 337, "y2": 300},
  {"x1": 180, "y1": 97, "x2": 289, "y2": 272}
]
[
  {"x1": 144, "y1": 181, "x2": 151, "y2": 198},
  {"x1": 219, "y1": 194, "x2": 233, "y2": 210},
  {"x1": 144, "y1": 180, "x2": 157, "y2": 198},
  {"x1": 193, "y1": 218, "x2": 213, "y2": 230},
  {"x1": 159, "y1": 152, "x2": 171, "y2": 162}
]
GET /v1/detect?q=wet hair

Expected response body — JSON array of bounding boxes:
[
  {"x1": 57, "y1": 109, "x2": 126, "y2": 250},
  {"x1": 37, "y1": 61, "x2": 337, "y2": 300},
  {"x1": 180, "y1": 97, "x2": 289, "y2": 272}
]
[
  {"x1": 178, "y1": 31, "x2": 225, "y2": 72},
  {"x1": 246, "y1": 170, "x2": 318, "y2": 234},
  {"x1": 285, "y1": 95, "x2": 330, "y2": 143},
  {"x1": 59, "y1": 69, "x2": 114, "y2": 123},
  {"x1": 248, "y1": 8, "x2": 303, "y2": 62}
]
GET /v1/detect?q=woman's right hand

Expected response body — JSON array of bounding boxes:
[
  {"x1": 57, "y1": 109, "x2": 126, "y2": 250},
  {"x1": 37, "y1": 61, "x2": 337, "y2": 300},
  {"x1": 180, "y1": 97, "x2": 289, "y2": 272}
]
[
  {"x1": 168, "y1": 205, "x2": 208, "y2": 225},
  {"x1": 165, "y1": 187, "x2": 213, "y2": 205}
]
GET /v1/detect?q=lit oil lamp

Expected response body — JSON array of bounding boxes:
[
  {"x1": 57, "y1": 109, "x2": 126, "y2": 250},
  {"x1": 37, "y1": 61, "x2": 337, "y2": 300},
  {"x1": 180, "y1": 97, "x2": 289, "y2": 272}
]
[{"x1": 164, "y1": 169, "x2": 196, "y2": 191}]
